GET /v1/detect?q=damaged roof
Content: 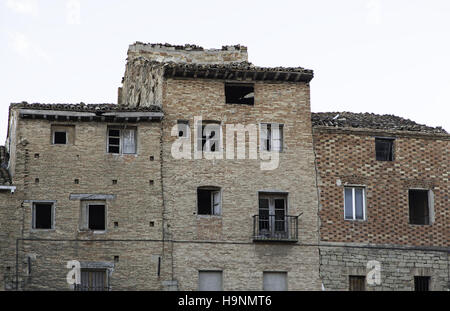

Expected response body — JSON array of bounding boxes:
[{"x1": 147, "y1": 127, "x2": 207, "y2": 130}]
[
  {"x1": 0, "y1": 146, "x2": 12, "y2": 186},
  {"x1": 163, "y1": 61, "x2": 314, "y2": 83},
  {"x1": 10, "y1": 102, "x2": 162, "y2": 112},
  {"x1": 311, "y1": 112, "x2": 448, "y2": 134}
]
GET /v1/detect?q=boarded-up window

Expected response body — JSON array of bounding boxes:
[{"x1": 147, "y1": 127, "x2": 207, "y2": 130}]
[
  {"x1": 409, "y1": 189, "x2": 432, "y2": 225},
  {"x1": 344, "y1": 187, "x2": 365, "y2": 220},
  {"x1": 32, "y1": 202, "x2": 54, "y2": 229},
  {"x1": 349, "y1": 275, "x2": 366, "y2": 291},
  {"x1": 197, "y1": 187, "x2": 221, "y2": 215},
  {"x1": 414, "y1": 276, "x2": 430, "y2": 291},
  {"x1": 78, "y1": 270, "x2": 108, "y2": 291},
  {"x1": 375, "y1": 138, "x2": 394, "y2": 161},
  {"x1": 107, "y1": 127, "x2": 137, "y2": 154},
  {"x1": 263, "y1": 272, "x2": 287, "y2": 291},
  {"x1": 260, "y1": 124, "x2": 283, "y2": 152},
  {"x1": 198, "y1": 271, "x2": 223, "y2": 291}
]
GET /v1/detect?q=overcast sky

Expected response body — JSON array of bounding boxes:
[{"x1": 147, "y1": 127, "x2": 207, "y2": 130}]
[{"x1": 1, "y1": 0, "x2": 449, "y2": 143}]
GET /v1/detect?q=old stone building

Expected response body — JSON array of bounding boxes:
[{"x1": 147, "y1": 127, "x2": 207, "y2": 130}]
[
  {"x1": 313, "y1": 112, "x2": 449, "y2": 291},
  {"x1": 0, "y1": 43, "x2": 448, "y2": 291}
]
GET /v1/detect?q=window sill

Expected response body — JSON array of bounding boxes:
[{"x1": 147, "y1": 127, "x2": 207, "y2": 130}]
[
  {"x1": 344, "y1": 218, "x2": 367, "y2": 222},
  {"x1": 30, "y1": 228, "x2": 56, "y2": 232},
  {"x1": 196, "y1": 215, "x2": 222, "y2": 219}
]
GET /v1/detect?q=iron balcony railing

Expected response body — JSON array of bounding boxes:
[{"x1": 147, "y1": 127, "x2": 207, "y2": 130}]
[{"x1": 253, "y1": 215, "x2": 298, "y2": 242}]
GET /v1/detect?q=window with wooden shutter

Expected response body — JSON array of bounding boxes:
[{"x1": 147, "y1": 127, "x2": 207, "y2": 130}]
[{"x1": 78, "y1": 269, "x2": 108, "y2": 291}]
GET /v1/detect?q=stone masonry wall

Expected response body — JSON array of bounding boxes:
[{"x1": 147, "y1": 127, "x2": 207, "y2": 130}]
[{"x1": 320, "y1": 245, "x2": 449, "y2": 291}]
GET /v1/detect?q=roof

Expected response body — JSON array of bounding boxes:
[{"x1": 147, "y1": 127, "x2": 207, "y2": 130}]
[
  {"x1": 10, "y1": 102, "x2": 162, "y2": 113},
  {"x1": 311, "y1": 112, "x2": 448, "y2": 134},
  {"x1": 0, "y1": 146, "x2": 12, "y2": 186},
  {"x1": 163, "y1": 61, "x2": 314, "y2": 83}
]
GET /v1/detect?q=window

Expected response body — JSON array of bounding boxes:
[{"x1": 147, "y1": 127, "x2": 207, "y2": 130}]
[
  {"x1": 263, "y1": 272, "x2": 287, "y2": 291},
  {"x1": 32, "y1": 202, "x2": 54, "y2": 229},
  {"x1": 107, "y1": 127, "x2": 136, "y2": 154},
  {"x1": 76, "y1": 269, "x2": 108, "y2": 291},
  {"x1": 225, "y1": 83, "x2": 254, "y2": 105},
  {"x1": 260, "y1": 123, "x2": 283, "y2": 152},
  {"x1": 349, "y1": 276, "x2": 366, "y2": 291},
  {"x1": 197, "y1": 122, "x2": 221, "y2": 152},
  {"x1": 80, "y1": 202, "x2": 106, "y2": 231},
  {"x1": 177, "y1": 120, "x2": 189, "y2": 138},
  {"x1": 197, "y1": 187, "x2": 221, "y2": 215},
  {"x1": 375, "y1": 138, "x2": 394, "y2": 161},
  {"x1": 414, "y1": 276, "x2": 430, "y2": 291},
  {"x1": 51, "y1": 125, "x2": 75, "y2": 145},
  {"x1": 258, "y1": 194, "x2": 288, "y2": 236},
  {"x1": 344, "y1": 187, "x2": 366, "y2": 220},
  {"x1": 198, "y1": 271, "x2": 223, "y2": 291},
  {"x1": 409, "y1": 189, "x2": 433, "y2": 225}
]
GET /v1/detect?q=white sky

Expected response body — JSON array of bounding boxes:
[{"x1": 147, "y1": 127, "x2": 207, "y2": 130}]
[{"x1": 1, "y1": 0, "x2": 449, "y2": 143}]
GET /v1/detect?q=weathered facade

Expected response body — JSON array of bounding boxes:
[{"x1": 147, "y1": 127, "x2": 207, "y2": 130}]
[
  {"x1": 0, "y1": 43, "x2": 448, "y2": 291},
  {"x1": 313, "y1": 112, "x2": 449, "y2": 291}
]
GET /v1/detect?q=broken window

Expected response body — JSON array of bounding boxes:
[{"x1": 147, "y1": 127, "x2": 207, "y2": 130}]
[
  {"x1": 198, "y1": 271, "x2": 223, "y2": 291},
  {"x1": 414, "y1": 276, "x2": 430, "y2": 291},
  {"x1": 263, "y1": 272, "x2": 287, "y2": 291},
  {"x1": 80, "y1": 201, "x2": 106, "y2": 231},
  {"x1": 349, "y1": 276, "x2": 366, "y2": 291},
  {"x1": 344, "y1": 187, "x2": 365, "y2": 220},
  {"x1": 76, "y1": 269, "x2": 108, "y2": 291},
  {"x1": 375, "y1": 138, "x2": 394, "y2": 161},
  {"x1": 107, "y1": 127, "x2": 137, "y2": 154},
  {"x1": 177, "y1": 120, "x2": 189, "y2": 138},
  {"x1": 225, "y1": 83, "x2": 254, "y2": 105},
  {"x1": 197, "y1": 122, "x2": 221, "y2": 152},
  {"x1": 32, "y1": 202, "x2": 54, "y2": 229},
  {"x1": 197, "y1": 187, "x2": 221, "y2": 216},
  {"x1": 409, "y1": 189, "x2": 432, "y2": 225},
  {"x1": 260, "y1": 123, "x2": 283, "y2": 152},
  {"x1": 51, "y1": 125, "x2": 75, "y2": 145}
]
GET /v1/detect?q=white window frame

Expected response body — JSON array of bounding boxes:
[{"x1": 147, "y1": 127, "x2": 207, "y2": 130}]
[
  {"x1": 107, "y1": 127, "x2": 137, "y2": 155},
  {"x1": 31, "y1": 201, "x2": 56, "y2": 230},
  {"x1": 260, "y1": 123, "x2": 283, "y2": 152},
  {"x1": 343, "y1": 186, "x2": 366, "y2": 221},
  {"x1": 197, "y1": 187, "x2": 222, "y2": 216}
]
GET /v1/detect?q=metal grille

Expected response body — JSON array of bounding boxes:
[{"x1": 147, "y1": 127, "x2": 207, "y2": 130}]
[
  {"x1": 414, "y1": 276, "x2": 430, "y2": 291},
  {"x1": 253, "y1": 215, "x2": 298, "y2": 242},
  {"x1": 349, "y1": 275, "x2": 366, "y2": 291}
]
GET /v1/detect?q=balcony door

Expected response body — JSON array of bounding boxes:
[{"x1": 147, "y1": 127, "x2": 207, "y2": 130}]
[{"x1": 258, "y1": 194, "x2": 287, "y2": 238}]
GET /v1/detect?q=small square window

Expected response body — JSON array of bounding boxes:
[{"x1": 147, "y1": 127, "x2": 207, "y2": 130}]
[
  {"x1": 51, "y1": 125, "x2": 74, "y2": 145},
  {"x1": 349, "y1": 275, "x2": 366, "y2": 291},
  {"x1": 177, "y1": 120, "x2": 189, "y2": 138},
  {"x1": 263, "y1": 272, "x2": 287, "y2": 291},
  {"x1": 107, "y1": 127, "x2": 137, "y2": 154},
  {"x1": 32, "y1": 202, "x2": 54, "y2": 229},
  {"x1": 197, "y1": 187, "x2": 221, "y2": 215},
  {"x1": 54, "y1": 131, "x2": 67, "y2": 144},
  {"x1": 375, "y1": 138, "x2": 394, "y2": 161},
  {"x1": 414, "y1": 276, "x2": 430, "y2": 291},
  {"x1": 344, "y1": 187, "x2": 366, "y2": 220},
  {"x1": 198, "y1": 271, "x2": 223, "y2": 291}
]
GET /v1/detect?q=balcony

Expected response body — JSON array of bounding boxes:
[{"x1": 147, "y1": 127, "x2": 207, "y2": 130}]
[{"x1": 252, "y1": 215, "x2": 298, "y2": 242}]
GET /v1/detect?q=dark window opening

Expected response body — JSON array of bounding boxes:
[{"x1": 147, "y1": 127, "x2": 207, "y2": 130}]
[
  {"x1": 375, "y1": 138, "x2": 394, "y2": 161},
  {"x1": 54, "y1": 131, "x2": 67, "y2": 144},
  {"x1": 225, "y1": 83, "x2": 254, "y2": 105},
  {"x1": 177, "y1": 120, "x2": 189, "y2": 138},
  {"x1": 414, "y1": 276, "x2": 430, "y2": 291},
  {"x1": 88, "y1": 205, "x2": 106, "y2": 230},
  {"x1": 198, "y1": 123, "x2": 220, "y2": 152},
  {"x1": 197, "y1": 187, "x2": 221, "y2": 215},
  {"x1": 349, "y1": 275, "x2": 366, "y2": 291},
  {"x1": 409, "y1": 190, "x2": 429, "y2": 225},
  {"x1": 34, "y1": 203, "x2": 53, "y2": 229}
]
